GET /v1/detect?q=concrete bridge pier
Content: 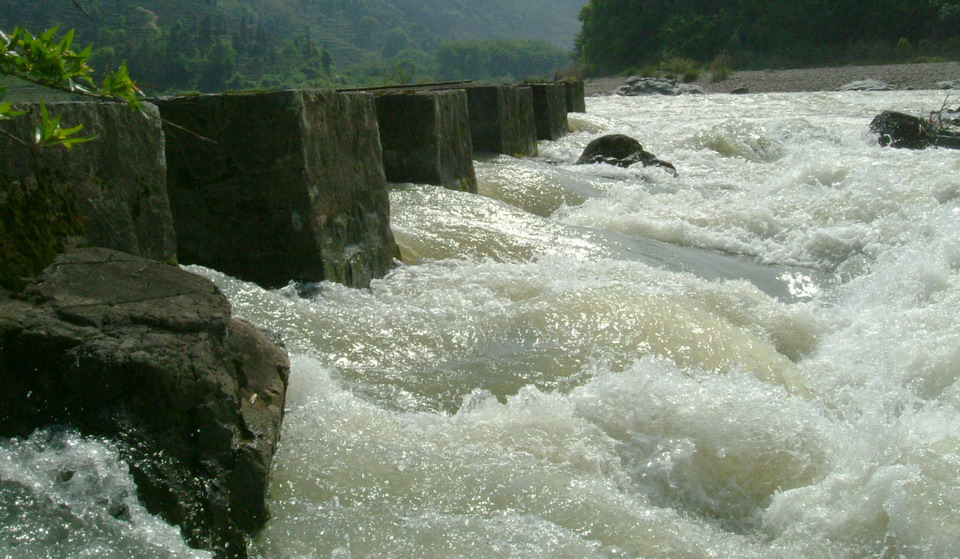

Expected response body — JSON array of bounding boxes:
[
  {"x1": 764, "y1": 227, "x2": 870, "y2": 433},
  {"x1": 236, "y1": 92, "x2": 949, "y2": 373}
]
[{"x1": 374, "y1": 89, "x2": 477, "y2": 192}]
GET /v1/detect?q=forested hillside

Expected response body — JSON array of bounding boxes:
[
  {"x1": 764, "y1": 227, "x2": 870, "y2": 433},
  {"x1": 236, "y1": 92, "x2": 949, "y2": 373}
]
[
  {"x1": 577, "y1": 0, "x2": 960, "y2": 75},
  {"x1": 1, "y1": 0, "x2": 583, "y2": 93}
]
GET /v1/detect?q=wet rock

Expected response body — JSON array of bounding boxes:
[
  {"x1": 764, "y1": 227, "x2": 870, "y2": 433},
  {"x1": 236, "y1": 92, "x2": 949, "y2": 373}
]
[
  {"x1": 937, "y1": 79, "x2": 960, "y2": 90},
  {"x1": 616, "y1": 77, "x2": 705, "y2": 96},
  {"x1": 870, "y1": 110, "x2": 960, "y2": 149},
  {"x1": 730, "y1": 87, "x2": 750, "y2": 94},
  {"x1": 0, "y1": 247, "x2": 290, "y2": 558},
  {"x1": 838, "y1": 79, "x2": 894, "y2": 91},
  {"x1": 576, "y1": 134, "x2": 677, "y2": 175}
]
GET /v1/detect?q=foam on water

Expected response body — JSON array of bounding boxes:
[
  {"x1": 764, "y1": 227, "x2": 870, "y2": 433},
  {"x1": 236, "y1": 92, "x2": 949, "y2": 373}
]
[
  {"x1": 0, "y1": 430, "x2": 211, "y2": 558},
  {"x1": 5, "y1": 90, "x2": 960, "y2": 558}
]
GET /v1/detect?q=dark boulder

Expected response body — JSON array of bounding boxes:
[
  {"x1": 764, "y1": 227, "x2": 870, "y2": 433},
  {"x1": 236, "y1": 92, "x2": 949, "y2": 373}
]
[
  {"x1": 576, "y1": 134, "x2": 677, "y2": 175},
  {"x1": 0, "y1": 247, "x2": 290, "y2": 558},
  {"x1": 870, "y1": 110, "x2": 960, "y2": 149}
]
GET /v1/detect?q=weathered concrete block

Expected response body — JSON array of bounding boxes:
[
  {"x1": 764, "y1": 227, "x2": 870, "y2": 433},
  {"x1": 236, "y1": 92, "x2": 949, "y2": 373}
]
[
  {"x1": 530, "y1": 83, "x2": 569, "y2": 141},
  {"x1": 374, "y1": 89, "x2": 477, "y2": 192},
  {"x1": 464, "y1": 84, "x2": 538, "y2": 157},
  {"x1": 563, "y1": 79, "x2": 587, "y2": 113},
  {"x1": 515, "y1": 86, "x2": 538, "y2": 152},
  {"x1": 0, "y1": 247, "x2": 290, "y2": 558},
  {"x1": 0, "y1": 101, "x2": 176, "y2": 290},
  {"x1": 155, "y1": 89, "x2": 398, "y2": 289}
]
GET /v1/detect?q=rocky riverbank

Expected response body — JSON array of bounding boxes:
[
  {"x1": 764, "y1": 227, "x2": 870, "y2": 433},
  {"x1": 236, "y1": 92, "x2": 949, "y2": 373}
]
[{"x1": 585, "y1": 61, "x2": 960, "y2": 96}]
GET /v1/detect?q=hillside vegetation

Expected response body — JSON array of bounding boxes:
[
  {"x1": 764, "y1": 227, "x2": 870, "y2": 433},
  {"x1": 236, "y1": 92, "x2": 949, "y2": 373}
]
[
  {"x1": 1, "y1": 0, "x2": 584, "y2": 93},
  {"x1": 576, "y1": 0, "x2": 960, "y2": 76}
]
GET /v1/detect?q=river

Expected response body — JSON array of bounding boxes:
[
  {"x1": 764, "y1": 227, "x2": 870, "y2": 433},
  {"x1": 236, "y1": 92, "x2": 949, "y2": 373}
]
[{"x1": 3, "y1": 90, "x2": 959, "y2": 558}]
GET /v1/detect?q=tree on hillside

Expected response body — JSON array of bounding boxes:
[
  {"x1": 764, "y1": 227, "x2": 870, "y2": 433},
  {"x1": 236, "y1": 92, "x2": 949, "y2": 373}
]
[
  {"x1": 437, "y1": 38, "x2": 569, "y2": 82},
  {"x1": 575, "y1": 0, "x2": 960, "y2": 75}
]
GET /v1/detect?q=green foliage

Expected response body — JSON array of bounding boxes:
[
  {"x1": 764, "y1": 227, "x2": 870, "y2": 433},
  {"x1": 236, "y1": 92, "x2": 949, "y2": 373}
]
[
  {"x1": 437, "y1": 39, "x2": 569, "y2": 82},
  {"x1": 0, "y1": 26, "x2": 140, "y2": 104},
  {"x1": 0, "y1": 25, "x2": 142, "y2": 147},
  {"x1": 710, "y1": 54, "x2": 734, "y2": 82},
  {"x1": 0, "y1": 0, "x2": 585, "y2": 91},
  {"x1": 33, "y1": 101, "x2": 95, "y2": 148},
  {"x1": 576, "y1": 0, "x2": 960, "y2": 75},
  {"x1": 659, "y1": 57, "x2": 700, "y2": 83},
  {"x1": 0, "y1": 87, "x2": 27, "y2": 120}
]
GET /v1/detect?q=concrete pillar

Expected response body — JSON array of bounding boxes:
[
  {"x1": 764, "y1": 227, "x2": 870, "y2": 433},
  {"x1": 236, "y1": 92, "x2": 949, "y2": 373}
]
[
  {"x1": 464, "y1": 84, "x2": 538, "y2": 157},
  {"x1": 563, "y1": 80, "x2": 587, "y2": 113},
  {"x1": 374, "y1": 89, "x2": 477, "y2": 192},
  {"x1": 0, "y1": 101, "x2": 175, "y2": 290},
  {"x1": 530, "y1": 83, "x2": 569, "y2": 141},
  {"x1": 156, "y1": 89, "x2": 399, "y2": 289}
]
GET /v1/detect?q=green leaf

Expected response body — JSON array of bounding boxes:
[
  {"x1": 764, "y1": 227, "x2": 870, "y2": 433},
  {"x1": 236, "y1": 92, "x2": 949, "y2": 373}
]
[{"x1": 1, "y1": 26, "x2": 145, "y2": 146}]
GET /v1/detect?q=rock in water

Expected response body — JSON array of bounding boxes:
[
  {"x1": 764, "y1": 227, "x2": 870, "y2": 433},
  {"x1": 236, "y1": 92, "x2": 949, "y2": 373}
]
[
  {"x1": 870, "y1": 110, "x2": 960, "y2": 149},
  {"x1": 0, "y1": 247, "x2": 290, "y2": 558},
  {"x1": 838, "y1": 79, "x2": 895, "y2": 91},
  {"x1": 576, "y1": 134, "x2": 678, "y2": 175},
  {"x1": 616, "y1": 77, "x2": 705, "y2": 96}
]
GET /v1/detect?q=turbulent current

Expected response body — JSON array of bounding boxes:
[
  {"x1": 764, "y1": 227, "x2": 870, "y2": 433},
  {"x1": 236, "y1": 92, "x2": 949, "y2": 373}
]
[{"x1": 4, "y1": 90, "x2": 960, "y2": 558}]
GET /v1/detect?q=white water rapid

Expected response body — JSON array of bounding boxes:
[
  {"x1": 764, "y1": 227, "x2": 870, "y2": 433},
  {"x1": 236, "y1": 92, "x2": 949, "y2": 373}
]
[{"x1": 4, "y1": 90, "x2": 960, "y2": 558}]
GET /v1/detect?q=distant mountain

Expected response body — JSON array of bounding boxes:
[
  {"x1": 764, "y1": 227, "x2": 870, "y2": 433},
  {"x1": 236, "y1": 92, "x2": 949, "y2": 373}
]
[
  {"x1": 1, "y1": 0, "x2": 584, "y2": 92},
  {"x1": 0, "y1": 0, "x2": 586, "y2": 66}
]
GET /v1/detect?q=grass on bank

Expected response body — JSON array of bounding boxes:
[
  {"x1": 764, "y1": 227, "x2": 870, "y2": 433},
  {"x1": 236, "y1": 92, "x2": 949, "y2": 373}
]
[{"x1": 602, "y1": 37, "x2": 960, "y2": 84}]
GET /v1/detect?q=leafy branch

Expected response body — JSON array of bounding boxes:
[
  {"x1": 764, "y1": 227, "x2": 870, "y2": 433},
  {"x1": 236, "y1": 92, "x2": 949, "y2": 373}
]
[{"x1": 0, "y1": 25, "x2": 144, "y2": 148}]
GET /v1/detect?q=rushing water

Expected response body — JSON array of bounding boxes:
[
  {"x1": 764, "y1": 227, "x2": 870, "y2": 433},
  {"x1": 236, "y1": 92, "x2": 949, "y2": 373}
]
[{"x1": 4, "y1": 90, "x2": 960, "y2": 558}]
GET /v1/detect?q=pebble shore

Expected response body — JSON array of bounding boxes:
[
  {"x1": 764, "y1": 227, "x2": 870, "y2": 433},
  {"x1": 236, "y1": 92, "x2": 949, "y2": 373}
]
[{"x1": 584, "y1": 61, "x2": 960, "y2": 96}]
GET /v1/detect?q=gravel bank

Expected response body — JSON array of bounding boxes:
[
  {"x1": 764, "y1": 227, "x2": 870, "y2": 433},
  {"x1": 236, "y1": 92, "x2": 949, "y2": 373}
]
[{"x1": 585, "y1": 61, "x2": 960, "y2": 96}]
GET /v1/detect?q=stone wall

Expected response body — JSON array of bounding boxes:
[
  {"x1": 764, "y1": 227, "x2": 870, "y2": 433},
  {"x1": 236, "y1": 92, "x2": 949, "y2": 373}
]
[
  {"x1": 0, "y1": 101, "x2": 175, "y2": 290},
  {"x1": 375, "y1": 90, "x2": 477, "y2": 192},
  {"x1": 156, "y1": 89, "x2": 399, "y2": 289}
]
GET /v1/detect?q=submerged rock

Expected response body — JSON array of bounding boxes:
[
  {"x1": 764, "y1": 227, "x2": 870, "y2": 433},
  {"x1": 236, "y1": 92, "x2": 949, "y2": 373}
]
[
  {"x1": 937, "y1": 79, "x2": 960, "y2": 89},
  {"x1": 0, "y1": 247, "x2": 290, "y2": 558},
  {"x1": 838, "y1": 79, "x2": 895, "y2": 91},
  {"x1": 576, "y1": 134, "x2": 677, "y2": 175},
  {"x1": 870, "y1": 110, "x2": 960, "y2": 149},
  {"x1": 616, "y1": 77, "x2": 705, "y2": 96}
]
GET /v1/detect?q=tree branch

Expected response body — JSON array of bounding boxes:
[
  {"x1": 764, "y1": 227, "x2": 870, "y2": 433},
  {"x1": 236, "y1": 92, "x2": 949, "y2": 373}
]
[{"x1": 70, "y1": 0, "x2": 93, "y2": 20}]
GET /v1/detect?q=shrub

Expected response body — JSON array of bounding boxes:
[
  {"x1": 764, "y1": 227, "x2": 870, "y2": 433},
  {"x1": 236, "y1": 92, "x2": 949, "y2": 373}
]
[
  {"x1": 710, "y1": 54, "x2": 734, "y2": 82},
  {"x1": 659, "y1": 56, "x2": 700, "y2": 82}
]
